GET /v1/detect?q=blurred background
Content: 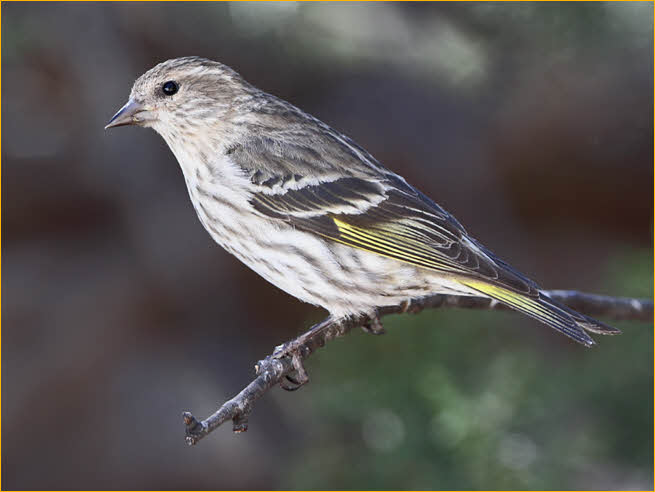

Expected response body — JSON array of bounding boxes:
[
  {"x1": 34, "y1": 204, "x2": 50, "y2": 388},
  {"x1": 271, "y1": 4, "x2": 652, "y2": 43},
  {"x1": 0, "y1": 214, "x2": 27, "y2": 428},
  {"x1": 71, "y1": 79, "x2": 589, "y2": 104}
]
[{"x1": 2, "y1": 2, "x2": 653, "y2": 490}]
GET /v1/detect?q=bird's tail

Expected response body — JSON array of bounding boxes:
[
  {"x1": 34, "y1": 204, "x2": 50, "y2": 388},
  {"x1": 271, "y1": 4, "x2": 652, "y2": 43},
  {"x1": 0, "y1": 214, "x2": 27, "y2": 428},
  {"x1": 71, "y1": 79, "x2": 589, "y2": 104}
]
[{"x1": 458, "y1": 279, "x2": 621, "y2": 347}]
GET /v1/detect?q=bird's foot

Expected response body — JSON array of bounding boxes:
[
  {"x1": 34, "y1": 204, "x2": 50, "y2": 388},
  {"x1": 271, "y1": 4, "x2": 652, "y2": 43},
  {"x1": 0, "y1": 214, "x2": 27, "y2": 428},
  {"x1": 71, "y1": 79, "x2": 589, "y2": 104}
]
[
  {"x1": 271, "y1": 316, "x2": 348, "y2": 391},
  {"x1": 272, "y1": 323, "x2": 327, "y2": 390},
  {"x1": 278, "y1": 352, "x2": 308, "y2": 391},
  {"x1": 270, "y1": 346, "x2": 309, "y2": 391}
]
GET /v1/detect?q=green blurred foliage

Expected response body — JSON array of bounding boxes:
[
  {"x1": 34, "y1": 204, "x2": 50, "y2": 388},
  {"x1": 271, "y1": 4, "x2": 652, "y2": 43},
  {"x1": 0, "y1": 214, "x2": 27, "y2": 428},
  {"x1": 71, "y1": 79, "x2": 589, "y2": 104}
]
[{"x1": 288, "y1": 248, "x2": 653, "y2": 490}]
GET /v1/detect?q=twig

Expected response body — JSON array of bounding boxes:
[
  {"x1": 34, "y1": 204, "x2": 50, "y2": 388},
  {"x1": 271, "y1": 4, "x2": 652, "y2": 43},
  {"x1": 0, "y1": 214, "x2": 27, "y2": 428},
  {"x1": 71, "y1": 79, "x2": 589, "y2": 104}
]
[{"x1": 183, "y1": 289, "x2": 652, "y2": 445}]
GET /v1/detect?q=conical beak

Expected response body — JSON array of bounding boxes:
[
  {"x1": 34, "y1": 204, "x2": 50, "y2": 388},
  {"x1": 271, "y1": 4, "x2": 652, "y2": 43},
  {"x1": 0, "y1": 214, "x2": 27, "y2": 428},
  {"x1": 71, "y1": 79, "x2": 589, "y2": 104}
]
[{"x1": 105, "y1": 99, "x2": 145, "y2": 129}]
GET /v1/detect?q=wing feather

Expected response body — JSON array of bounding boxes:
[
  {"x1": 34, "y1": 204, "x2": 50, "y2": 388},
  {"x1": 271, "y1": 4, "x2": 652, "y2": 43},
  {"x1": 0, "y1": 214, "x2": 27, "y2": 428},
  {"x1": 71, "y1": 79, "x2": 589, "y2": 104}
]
[{"x1": 230, "y1": 136, "x2": 539, "y2": 297}]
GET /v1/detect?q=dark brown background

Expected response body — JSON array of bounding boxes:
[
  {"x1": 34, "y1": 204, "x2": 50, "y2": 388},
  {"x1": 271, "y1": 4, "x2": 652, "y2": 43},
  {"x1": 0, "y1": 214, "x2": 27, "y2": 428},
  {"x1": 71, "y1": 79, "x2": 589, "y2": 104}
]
[{"x1": 3, "y1": 2, "x2": 653, "y2": 490}]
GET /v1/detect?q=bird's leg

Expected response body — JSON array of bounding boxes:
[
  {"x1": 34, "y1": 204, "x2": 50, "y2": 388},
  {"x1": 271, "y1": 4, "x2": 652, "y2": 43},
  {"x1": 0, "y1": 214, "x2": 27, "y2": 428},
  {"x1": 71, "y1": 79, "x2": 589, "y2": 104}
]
[
  {"x1": 272, "y1": 316, "x2": 345, "y2": 358},
  {"x1": 273, "y1": 316, "x2": 344, "y2": 390}
]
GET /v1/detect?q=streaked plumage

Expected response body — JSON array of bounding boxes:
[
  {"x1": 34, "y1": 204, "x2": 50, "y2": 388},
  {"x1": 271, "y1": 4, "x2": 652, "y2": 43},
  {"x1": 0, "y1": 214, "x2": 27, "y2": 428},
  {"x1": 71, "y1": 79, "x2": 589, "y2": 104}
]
[{"x1": 106, "y1": 56, "x2": 620, "y2": 347}]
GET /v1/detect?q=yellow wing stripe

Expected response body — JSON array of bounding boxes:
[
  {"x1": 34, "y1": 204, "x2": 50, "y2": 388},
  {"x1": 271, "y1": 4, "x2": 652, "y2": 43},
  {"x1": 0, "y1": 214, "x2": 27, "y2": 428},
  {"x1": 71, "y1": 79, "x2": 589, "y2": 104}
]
[
  {"x1": 370, "y1": 224, "x2": 453, "y2": 259},
  {"x1": 332, "y1": 218, "x2": 465, "y2": 273},
  {"x1": 339, "y1": 228, "x2": 451, "y2": 271},
  {"x1": 459, "y1": 279, "x2": 564, "y2": 325},
  {"x1": 346, "y1": 220, "x2": 471, "y2": 272},
  {"x1": 334, "y1": 219, "x2": 444, "y2": 266}
]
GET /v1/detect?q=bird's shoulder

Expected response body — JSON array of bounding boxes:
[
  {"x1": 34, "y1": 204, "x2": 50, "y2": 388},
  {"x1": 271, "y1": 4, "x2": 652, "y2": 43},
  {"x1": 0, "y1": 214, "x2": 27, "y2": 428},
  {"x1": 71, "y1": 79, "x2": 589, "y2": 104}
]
[{"x1": 227, "y1": 95, "x2": 388, "y2": 186}]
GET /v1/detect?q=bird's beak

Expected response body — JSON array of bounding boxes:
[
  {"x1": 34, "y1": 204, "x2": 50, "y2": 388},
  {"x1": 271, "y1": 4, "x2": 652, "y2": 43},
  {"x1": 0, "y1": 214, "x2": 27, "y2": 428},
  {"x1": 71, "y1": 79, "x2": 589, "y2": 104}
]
[{"x1": 105, "y1": 99, "x2": 147, "y2": 129}]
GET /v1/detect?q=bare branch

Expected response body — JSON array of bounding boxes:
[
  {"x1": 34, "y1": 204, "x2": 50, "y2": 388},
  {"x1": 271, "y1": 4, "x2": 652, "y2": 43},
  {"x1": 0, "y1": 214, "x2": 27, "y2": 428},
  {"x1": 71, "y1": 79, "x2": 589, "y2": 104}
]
[{"x1": 183, "y1": 289, "x2": 652, "y2": 445}]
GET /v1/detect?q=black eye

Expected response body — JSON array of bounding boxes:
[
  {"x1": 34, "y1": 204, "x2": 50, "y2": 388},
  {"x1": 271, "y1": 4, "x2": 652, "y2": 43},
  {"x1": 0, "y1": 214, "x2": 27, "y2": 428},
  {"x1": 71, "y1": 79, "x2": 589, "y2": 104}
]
[{"x1": 162, "y1": 80, "x2": 179, "y2": 96}]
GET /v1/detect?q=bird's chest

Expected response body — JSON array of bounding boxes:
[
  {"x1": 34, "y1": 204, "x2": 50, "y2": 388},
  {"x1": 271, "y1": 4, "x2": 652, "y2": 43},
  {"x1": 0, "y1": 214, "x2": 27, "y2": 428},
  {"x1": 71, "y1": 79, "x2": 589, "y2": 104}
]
[
  {"x1": 175, "y1": 160, "x2": 302, "y2": 307},
  {"x1": 171, "y1": 148, "x2": 249, "y2": 242},
  {"x1": 185, "y1": 175, "x2": 249, "y2": 248}
]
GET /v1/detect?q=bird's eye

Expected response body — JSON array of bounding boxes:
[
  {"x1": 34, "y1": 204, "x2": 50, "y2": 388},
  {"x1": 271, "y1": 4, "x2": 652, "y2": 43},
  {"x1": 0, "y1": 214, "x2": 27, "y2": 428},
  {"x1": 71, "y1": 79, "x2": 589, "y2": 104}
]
[{"x1": 162, "y1": 81, "x2": 179, "y2": 96}]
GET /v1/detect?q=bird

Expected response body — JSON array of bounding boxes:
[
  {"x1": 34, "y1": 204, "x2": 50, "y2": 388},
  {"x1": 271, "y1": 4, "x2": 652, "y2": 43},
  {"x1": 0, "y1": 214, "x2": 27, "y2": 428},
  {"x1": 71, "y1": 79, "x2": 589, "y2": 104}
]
[{"x1": 106, "y1": 56, "x2": 620, "y2": 349}]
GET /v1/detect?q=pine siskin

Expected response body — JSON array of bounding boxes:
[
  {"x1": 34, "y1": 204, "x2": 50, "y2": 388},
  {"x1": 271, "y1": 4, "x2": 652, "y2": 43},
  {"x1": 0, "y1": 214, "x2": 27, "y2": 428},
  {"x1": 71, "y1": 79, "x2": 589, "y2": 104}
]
[{"x1": 106, "y1": 57, "x2": 620, "y2": 347}]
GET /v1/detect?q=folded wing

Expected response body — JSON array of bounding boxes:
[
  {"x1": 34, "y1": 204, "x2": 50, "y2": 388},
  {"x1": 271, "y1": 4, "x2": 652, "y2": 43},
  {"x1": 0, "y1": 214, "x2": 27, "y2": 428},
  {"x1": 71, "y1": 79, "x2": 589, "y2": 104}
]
[{"x1": 229, "y1": 136, "x2": 539, "y2": 297}]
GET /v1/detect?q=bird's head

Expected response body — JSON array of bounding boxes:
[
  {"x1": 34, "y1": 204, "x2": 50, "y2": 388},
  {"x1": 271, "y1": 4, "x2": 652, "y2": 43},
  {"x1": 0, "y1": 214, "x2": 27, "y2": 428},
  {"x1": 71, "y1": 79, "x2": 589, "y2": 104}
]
[{"x1": 105, "y1": 56, "x2": 255, "y2": 138}]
